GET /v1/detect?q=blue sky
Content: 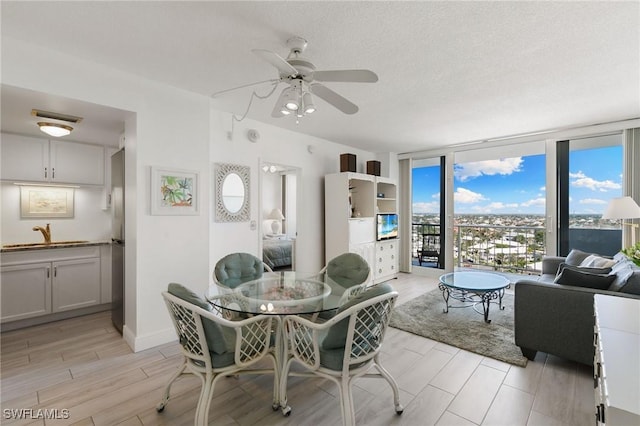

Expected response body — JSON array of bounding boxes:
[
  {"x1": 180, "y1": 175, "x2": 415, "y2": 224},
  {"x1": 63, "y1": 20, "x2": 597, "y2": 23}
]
[{"x1": 413, "y1": 146, "x2": 622, "y2": 215}]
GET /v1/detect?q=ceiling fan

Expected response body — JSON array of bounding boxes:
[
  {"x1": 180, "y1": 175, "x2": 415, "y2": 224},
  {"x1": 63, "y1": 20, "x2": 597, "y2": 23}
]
[{"x1": 213, "y1": 37, "x2": 378, "y2": 119}]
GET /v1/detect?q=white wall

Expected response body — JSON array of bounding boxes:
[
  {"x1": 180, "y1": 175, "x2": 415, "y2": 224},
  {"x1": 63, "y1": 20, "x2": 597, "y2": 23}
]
[{"x1": 0, "y1": 184, "x2": 111, "y2": 243}]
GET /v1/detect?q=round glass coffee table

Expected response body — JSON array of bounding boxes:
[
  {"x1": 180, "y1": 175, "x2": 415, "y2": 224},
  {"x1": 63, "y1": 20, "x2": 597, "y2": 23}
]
[{"x1": 438, "y1": 271, "x2": 511, "y2": 323}]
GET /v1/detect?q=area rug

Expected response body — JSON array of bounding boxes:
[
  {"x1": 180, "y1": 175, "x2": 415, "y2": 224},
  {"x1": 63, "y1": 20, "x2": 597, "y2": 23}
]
[{"x1": 389, "y1": 289, "x2": 527, "y2": 367}]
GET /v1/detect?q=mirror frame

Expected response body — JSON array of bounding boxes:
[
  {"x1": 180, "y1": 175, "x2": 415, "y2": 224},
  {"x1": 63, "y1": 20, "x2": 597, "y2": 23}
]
[{"x1": 214, "y1": 163, "x2": 250, "y2": 222}]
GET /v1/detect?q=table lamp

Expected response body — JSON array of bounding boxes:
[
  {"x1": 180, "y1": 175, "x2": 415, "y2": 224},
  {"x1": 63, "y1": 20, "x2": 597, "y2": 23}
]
[
  {"x1": 268, "y1": 208, "x2": 285, "y2": 234},
  {"x1": 602, "y1": 196, "x2": 640, "y2": 244}
]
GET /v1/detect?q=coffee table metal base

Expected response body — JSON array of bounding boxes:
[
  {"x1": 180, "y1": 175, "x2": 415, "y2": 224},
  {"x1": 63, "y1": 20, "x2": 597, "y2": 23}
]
[{"x1": 438, "y1": 283, "x2": 506, "y2": 323}]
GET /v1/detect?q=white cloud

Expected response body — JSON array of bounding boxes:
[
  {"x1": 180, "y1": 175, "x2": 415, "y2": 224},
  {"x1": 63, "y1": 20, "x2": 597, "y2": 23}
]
[
  {"x1": 521, "y1": 198, "x2": 546, "y2": 207},
  {"x1": 455, "y1": 158, "x2": 523, "y2": 182},
  {"x1": 570, "y1": 170, "x2": 621, "y2": 192},
  {"x1": 454, "y1": 187, "x2": 486, "y2": 203},
  {"x1": 413, "y1": 202, "x2": 439, "y2": 213},
  {"x1": 579, "y1": 198, "x2": 607, "y2": 205}
]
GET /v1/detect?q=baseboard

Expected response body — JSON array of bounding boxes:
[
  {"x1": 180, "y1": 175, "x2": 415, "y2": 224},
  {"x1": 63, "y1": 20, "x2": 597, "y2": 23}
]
[
  {"x1": 126, "y1": 325, "x2": 177, "y2": 352},
  {"x1": 1, "y1": 304, "x2": 111, "y2": 332}
]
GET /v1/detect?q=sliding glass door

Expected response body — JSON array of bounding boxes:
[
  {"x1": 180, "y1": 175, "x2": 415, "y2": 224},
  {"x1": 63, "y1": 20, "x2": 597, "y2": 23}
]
[
  {"x1": 411, "y1": 157, "x2": 444, "y2": 270},
  {"x1": 556, "y1": 134, "x2": 623, "y2": 256}
]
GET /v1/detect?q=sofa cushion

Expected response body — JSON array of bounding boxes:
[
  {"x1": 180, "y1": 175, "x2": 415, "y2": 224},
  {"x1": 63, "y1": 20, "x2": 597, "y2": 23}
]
[
  {"x1": 553, "y1": 267, "x2": 615, "y2": 290},
  {"x1": 579, "y1": 254, "x2": 616, "y2": 269},
  {"x1": 564, "y1": 249, "x2": 593, "y2": 266},
  {"x1": 607, "y1": 260, "x2": 634, "y2": 292},
  {"x1": 620, "y1": 268, "x2": 640, "y2": 295}
]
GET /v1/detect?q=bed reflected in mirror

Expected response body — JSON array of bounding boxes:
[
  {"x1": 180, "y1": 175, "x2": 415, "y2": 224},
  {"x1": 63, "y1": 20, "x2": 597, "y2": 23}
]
[{"x1": 260, "y1": 161, "x2": 300, "y2": 271}]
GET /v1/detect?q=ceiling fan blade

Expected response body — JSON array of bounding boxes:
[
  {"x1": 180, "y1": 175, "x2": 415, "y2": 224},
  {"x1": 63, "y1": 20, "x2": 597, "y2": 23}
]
[
  {"x1": 312, "y1": 69, "x2": 378, "y2": 83},
  {"x1": 310, "y1": 83, "x2": 359, "y2": 114},
  {"x1": 252, "y1": 49, "x2": 298, "y2": 76},
  {"x1": 211, "y1": 79, "x2": 279, "y2": 98}
]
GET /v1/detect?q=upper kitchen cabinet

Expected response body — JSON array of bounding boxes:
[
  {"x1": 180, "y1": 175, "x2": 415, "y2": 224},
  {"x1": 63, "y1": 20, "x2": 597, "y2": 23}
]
[{"x1": 1, "y1": 133, "x2": 104, "y2": 185}]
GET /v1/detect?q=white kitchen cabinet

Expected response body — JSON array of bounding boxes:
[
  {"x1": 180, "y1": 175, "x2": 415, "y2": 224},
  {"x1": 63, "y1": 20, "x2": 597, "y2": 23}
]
[
  {"x1": 1, "y1": 132, "x2": 104, "y2": 185},
  {"x1": 0, "y1": 133, "x2": 48, "y2": 182},
  {"x1": 50, "y1": 140, "x2": 104, "y2": 185},
  {"x1": 325, "y1": 172, "x2": 398, "y2": 283},
  {"x1": 0, "y1": 262, "x2": 52, "y2": 322},
  {"x1": 51, "y1": 257, "x2": 101, "y2": 312},
  {"x1": 0, "y1": 247, "x2": 102, "y2": 324}
]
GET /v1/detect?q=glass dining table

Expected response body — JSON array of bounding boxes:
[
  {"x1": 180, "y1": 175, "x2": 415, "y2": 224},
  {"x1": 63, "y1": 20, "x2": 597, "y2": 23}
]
[{"x1": 206, "y1": 270, "x2": 359, "y2": 416}]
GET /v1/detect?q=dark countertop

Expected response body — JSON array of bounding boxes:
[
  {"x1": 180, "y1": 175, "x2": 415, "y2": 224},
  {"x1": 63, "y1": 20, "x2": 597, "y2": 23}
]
[{"x1": 1, "y1": 240, "x2": 111, "y2": 253}]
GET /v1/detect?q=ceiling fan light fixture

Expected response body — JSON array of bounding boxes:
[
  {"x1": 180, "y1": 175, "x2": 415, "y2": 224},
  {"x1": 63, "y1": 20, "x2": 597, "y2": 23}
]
[
  {"x1": 302, "y1": 92, "x2": 316, "y2": 114},
  {"x1": 37, "y1": 122, "x2": 73, "y2": 137},
  {"x1": 282, "y1": 87, "x2": 300, "y2": 111}
]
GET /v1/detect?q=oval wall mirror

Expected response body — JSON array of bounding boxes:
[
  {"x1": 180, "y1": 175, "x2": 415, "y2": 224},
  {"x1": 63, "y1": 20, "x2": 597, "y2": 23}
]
[
  {"x1": 222, "y1": 173, "x2": 244, "y2": 213},
  {"x1": 214, "y1": 163, "x2": 250, "y2": 222}
]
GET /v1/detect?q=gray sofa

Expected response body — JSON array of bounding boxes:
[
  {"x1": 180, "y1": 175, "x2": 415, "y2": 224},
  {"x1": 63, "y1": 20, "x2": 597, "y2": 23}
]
[{"x1": 514, "y1": 250, "x2": 640, "y2": 366}]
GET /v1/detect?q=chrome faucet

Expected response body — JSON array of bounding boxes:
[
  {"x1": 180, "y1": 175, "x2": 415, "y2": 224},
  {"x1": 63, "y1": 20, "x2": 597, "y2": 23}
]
[{"x1": 33, "y1": 223, "x2": 51, "y2": 244}]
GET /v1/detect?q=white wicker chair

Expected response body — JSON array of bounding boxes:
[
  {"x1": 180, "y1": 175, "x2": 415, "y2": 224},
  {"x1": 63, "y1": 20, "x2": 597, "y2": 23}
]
[
  {"x1": 280, "y1": 284, "x2": 403, "y2": 425},
  {"x1": 157, "y1": 289, "x2": 280, "y2": 425},
  {"x1": 319, "y1": 252, "x2": 372, "y2": 305}
]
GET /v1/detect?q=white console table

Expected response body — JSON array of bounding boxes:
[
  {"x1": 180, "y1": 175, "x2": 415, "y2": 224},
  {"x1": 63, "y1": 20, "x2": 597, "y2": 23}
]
[{"x1": 593, "y1": 295, "x2": 640, "y2": 425}]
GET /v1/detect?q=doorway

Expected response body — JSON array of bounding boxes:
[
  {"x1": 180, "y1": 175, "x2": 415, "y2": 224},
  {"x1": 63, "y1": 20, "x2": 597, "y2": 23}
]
[{"x1": 259, "y1": 161, "x2": 300, "y2": 271}]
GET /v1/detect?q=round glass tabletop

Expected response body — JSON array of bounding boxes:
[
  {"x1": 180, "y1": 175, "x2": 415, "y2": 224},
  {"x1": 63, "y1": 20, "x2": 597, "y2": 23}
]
[{"x1": 439, "y1": 271, "x2": 510, "y2": 292}]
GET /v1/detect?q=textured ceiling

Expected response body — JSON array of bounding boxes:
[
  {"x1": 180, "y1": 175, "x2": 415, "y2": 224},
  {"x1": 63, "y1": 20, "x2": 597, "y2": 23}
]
[{"x1": 2, "y1": 1, "x2": 638, "y2": 153}]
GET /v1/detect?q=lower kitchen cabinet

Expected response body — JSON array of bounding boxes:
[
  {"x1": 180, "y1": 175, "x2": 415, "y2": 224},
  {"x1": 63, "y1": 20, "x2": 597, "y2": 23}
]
[
  {"x1": 51, "y1": 257, "x2": 101, "y2": 313},
  {"x1": 1, "y1": 262, "x2": 52, "y2": 322},
  {"x1": 1, "y1": 247, "x2": 103, "y2": 324}
]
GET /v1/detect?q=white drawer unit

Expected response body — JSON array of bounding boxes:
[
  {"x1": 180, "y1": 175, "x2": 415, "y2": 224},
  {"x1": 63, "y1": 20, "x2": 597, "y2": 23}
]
[
  {"x1": 375, "y1": 239, "x2": 398, "y2": 283},
  {"x1": 593, "y1": 295, "x2": 640, "y2": 425}
]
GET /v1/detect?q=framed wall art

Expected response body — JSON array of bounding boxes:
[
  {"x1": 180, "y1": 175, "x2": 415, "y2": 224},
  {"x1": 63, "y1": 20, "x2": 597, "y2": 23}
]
[
  {"x1": 20, "y1": 186, "x2": 75, "y2": 218},
  {"x1": 151, "y1": 167, "x2": 199, "y2": 215}
]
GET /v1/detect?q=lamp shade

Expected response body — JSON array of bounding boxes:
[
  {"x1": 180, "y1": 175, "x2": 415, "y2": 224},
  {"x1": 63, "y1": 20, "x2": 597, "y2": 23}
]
[
  {"x1": 602, "y1": 196, "x2": 640, "y2": 219},
  {"x1": 268, "y1": 209, "x2": 285, "y2": 220}
]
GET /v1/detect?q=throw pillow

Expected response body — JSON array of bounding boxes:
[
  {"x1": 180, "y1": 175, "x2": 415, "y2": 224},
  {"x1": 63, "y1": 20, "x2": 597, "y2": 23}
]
[
  {"x1": 321, "y1": 282, "x2": 394, "y2": 350},
  {"x1": 167, "y1": 283, "x2": 234, "y2": 355},
  {"x1": 553, "y1": 267, "x2": 616, "y2": 290},
  {"x1": 579, "y1": 254, "x2": 616, "y2": 269},
  {"x1": 564, "y1": 249, "x2": 593, "y2": 266},
  {"x1": 555, "y1": 262, "x2": 612, "y2": 277}
]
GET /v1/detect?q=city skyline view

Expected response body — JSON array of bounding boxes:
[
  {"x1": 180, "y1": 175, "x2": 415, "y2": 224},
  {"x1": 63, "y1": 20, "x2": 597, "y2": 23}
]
[{"x1": 413, "y1": 145, "x2": 622, "y2": 215}]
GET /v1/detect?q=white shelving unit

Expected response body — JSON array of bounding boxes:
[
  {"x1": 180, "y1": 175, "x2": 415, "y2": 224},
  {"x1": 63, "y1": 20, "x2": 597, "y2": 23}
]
[{"x1": 324, "y1": 172, "x2": 398, "y2": 284}]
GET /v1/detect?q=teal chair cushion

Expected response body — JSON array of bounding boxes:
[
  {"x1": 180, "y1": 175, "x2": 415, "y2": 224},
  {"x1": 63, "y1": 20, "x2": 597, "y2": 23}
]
[
  {"x1": 168, "y1": 283, "x2": 235, "y2": 356},
  {"x1": 326, "y1": 253, "x2": 370, "y2": 288},
  {"x1": 321, "y1": 282, "x2": 394, "y2": 350},
  {"x1": 215, "y1": 253, "x2": 265, "y2": 289}
]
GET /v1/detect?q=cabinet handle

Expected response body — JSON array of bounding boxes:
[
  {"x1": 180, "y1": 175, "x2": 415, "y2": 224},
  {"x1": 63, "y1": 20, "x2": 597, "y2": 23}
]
[
  {"x1": 54, "y1": 266, "x2": 57, "y2": 277},
  {"x1": 600, "y1": 403, "x2": 605, "y2": 423},
  {"x1": 44, "y1": 167, "x2": 48, "y2": 178},
  {"x1": 46, "y1": 267, "x2": 50, "y2": 278},
  {"x1": 52, "y1": 168, "x2": 55, "y2": 179}
]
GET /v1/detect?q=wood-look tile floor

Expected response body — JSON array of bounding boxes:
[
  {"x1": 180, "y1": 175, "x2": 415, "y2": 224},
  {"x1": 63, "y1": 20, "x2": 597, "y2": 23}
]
[{"x1": 1, "y1": 273, "x2": 594, "y2": 425}]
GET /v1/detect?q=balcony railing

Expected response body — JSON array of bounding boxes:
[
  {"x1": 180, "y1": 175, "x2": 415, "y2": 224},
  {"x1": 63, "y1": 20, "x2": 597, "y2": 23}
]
[{"x1": 412, "y1": 222, "x2": 621, "y2": 275}]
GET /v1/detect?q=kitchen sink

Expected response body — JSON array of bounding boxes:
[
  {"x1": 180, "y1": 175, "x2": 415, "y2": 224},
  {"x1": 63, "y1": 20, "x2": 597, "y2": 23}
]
[{"x1": 2, "y1": 240, "x2": 90, "y2": 248}]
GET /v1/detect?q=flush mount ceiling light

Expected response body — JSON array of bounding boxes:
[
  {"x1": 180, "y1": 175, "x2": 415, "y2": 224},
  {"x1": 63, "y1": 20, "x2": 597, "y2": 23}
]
[
  {"x1": 37, "y1": 122, "x2": 73, "y2": 137},
  {"x1": 32, "y1": 109, "x2": 82, "y2": 138}
]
